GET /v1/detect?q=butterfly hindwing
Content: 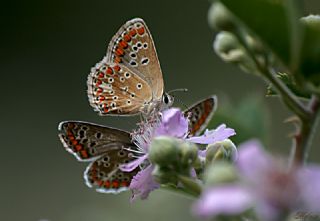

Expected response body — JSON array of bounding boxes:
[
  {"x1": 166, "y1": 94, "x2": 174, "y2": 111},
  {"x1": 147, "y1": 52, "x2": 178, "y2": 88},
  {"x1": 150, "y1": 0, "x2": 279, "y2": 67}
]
[
  {"x1": 184, "y1": 96, "x2": 217, "y2": 136},
  {"x1": 84, "y1": 146, "x2": 140, "y2": 193},
  {"x1": 106, "y1": 18, "x2": 164, "y2": 101},
  {"x1": 87, "y1": 62, "x2": 153, "y2": 116}
]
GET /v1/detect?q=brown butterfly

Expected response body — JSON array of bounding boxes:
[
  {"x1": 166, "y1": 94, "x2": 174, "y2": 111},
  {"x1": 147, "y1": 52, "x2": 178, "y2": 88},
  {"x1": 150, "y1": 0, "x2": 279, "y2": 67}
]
[
  {"x1": 87, "y1": 18, "x2": 173, "y2": 117},
  {"x1": 58, "y1": 96, "x2": 217, "y2": 193}
]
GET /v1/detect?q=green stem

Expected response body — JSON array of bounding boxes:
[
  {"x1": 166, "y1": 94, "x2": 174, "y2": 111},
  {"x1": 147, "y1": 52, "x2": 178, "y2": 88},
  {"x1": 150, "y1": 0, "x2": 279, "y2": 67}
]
[
  {"x1": 235, "y1": 29, "x2": 311, "y2": 121},
  {"x1": 292, "y1": 96, "x2": 320, "y2": 164},
  {"x1": 177, "y1": 175, "x2": 202, "y2": 197}
]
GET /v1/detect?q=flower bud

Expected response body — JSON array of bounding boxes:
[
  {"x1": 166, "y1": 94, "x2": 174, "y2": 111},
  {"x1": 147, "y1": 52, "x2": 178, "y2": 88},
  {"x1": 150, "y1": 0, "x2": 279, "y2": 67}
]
[
  {"x1": 204, "y1": 161, "x2": 238, "y2": 186},
  {"x1": 149, "y1": 136, "x2": 180, "y2": 166},
  {"x1": 180, "y1": 141, "x2": 199, "y2": 167},
  {"x1": 152, "y1": 165, "x2": 177, "y2": 185},
  {"x1": 208, "y1": 2, "x2": 236, "y2": 31},
  {"x1": 206, "y1": 139, "x2": 237, "y2": 164},
  {"x1": 214, "y1": 32, "x2": 261, "y2": 75}
]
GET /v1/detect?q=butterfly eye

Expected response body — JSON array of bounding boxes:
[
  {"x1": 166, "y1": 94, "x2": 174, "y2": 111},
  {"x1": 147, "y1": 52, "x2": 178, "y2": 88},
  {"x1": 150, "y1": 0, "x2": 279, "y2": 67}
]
[{"x1": 163, "y1": 95, "x2": 170, "y2": 104}]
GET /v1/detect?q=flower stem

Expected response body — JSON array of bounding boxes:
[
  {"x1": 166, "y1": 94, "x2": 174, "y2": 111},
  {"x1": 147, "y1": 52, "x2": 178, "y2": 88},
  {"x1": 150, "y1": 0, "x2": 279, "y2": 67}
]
[
  {"x1": 292, "y1": 96, "x2": 320, "y2": 164},
  {"x1": 177, "y1": 175, "x2": 202, "y2": 197}
]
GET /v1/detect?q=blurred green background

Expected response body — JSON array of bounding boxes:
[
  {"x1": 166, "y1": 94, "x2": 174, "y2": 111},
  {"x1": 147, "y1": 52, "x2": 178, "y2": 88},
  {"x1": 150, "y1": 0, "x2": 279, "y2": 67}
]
[{"x1": 1, "y1": 0, "x2": 320, "y2": 220}]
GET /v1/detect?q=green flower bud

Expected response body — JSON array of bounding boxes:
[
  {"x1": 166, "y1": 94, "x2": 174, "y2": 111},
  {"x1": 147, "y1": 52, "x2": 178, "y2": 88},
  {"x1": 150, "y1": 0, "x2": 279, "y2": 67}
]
[
  {"x1": 152, "y1": 165, "x2": 177, "y2": 185},
  {"x1": 214, "y1": 32, "x2": 259, "y2": 74},
  {"x1": 204, "y1": 161, "x2": 238, "y2": 186},
  {"x1": 149, "y1": 136, "x2": 180, "y2": 166},
  {"x1": 206, "y1": 139, "x2": 237, "y2": 164},
  {"x1": 208, "y1": 2, "x2": 236, "y2": 31},
  {"x1": 179, "y1": 141, "x2": 198, "y2": 167}
]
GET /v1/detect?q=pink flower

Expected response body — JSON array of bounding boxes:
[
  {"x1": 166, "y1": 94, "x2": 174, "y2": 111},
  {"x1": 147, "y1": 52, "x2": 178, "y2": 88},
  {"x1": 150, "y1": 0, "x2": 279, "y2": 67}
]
[{"x1": 121, "y1": 108, "x2": 236, "y2": 201}]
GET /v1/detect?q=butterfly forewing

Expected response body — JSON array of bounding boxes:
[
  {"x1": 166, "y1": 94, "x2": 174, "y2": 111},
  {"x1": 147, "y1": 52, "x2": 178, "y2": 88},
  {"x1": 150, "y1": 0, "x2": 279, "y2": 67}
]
[
  {"x1": 87, "y1": 61, "x2": 153, "y2": 116},
  {"x1": 106, "y1": 18, "x2": 164, "y2": 100},
  {"x1": 184, "y1": 96, "x2": 217, "y2": 136}
]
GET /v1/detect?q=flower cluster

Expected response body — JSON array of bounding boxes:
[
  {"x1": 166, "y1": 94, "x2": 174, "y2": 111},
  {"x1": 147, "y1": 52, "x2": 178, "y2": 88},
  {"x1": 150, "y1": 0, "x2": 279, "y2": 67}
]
[{"x1": 120, "y1": 108, "x2": 236, "y2": 201}]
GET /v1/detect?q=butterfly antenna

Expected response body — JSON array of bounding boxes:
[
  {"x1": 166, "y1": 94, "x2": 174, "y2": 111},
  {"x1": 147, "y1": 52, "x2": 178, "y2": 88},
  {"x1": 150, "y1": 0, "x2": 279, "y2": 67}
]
[{"x1": 167, "y1": 88, "x2": 188, "y2": 95}]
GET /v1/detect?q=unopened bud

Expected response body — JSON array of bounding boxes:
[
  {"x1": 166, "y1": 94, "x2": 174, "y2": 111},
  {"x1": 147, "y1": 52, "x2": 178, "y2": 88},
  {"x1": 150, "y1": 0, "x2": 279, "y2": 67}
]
[
  {"x1": 149, "y1": 136, "x2": 180, "y2": 166},
  {"x1": 206, "y1": 139, "x2": 237, "y2": 164},
  {"x1": 208, "y1": 2, "x2": 236, "y2": 31},
  {"x1": 152, "y1": 165, "x2": 177, "y2": 185},
  {"x1": 204, "y1": 161, "x2": 238, "y2": 186}
]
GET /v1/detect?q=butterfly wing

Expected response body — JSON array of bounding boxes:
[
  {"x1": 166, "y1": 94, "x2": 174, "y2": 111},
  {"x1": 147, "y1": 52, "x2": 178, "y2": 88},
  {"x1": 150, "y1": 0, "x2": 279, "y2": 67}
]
[
  {"x1": 87, "y1": 62, "x2": 153, "y2": 116},
  {"x1": 58, "y1": 121, "x2": 140, "y2": 193},
  {"x1": 84, "y1": 152, "x2": 140, "y2": 194},
  {"x1": 184, "y1": 96, "x2": 217, "y2": 136},
  {"x1": 106, "y1": 18, "x2": 164, "y2": 100}
]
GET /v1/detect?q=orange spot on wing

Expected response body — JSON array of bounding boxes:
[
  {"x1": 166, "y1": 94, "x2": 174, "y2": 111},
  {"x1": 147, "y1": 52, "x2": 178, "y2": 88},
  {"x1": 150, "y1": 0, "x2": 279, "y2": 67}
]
[
  {"x1": 112, "y1": 180, "x2": 119, "y2": 188},
  {"x1": 123, "y1": 34, "x2": 131, "y2": 42},
  {"x1": 113, "y1": 65, "x2": 120, "y2": 72},
  {"x1": 80, "y1": 150, "x2": 88, "y2": 158},
  {"x1": 99, "y1": 96, "x2": 105, "y2": 102},
  {"x1": 118, "y1": 40, "x2": 128, "y2": 49},
  {"x1": 104, "y1": 181, "x2": 111, "y2": 188},
  {"x1": 71, "y1": 139, "x2": 78, "y2": 146},
  {"x1": 114, "y1": 56, "x2": 122, "y2": 64},
  {"x1": 115, "y1": 48, "x2": 124, "y2": 56},
  {"x1": 129, "y1": 29, "x2": 137, "y2": 37},
  {"x1": 98, "y1": 72, "x2": 104, "y2": 78},
  {"x1": 121, "y1": 181, "x2": 129, "y2": 187},
  {"x1": 106, "y1": 67, "x2": 113, "y2": 75},
  {"x1": 75, "y1": 144, "x2": 82, "y2": 151},
  {"x1": 137, "y1": 27, "x2": 145, "y2": 35}
]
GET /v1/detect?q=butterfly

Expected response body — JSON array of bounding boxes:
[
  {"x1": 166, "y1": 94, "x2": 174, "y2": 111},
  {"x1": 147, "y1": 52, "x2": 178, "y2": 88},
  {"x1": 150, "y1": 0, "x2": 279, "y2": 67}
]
[
  {"x1": 87, "y1": 18, "x2": 173, "y2": 117},
  {"x1": 58, "y1": 96, "x2": 217, "y2": 193}
]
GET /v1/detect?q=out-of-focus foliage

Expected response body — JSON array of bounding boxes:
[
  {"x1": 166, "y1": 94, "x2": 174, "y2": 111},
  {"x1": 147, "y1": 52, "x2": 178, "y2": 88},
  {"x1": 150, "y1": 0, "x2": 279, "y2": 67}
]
[{"x1": 208, "y1": 95, "x2": 269, "y2": 145}]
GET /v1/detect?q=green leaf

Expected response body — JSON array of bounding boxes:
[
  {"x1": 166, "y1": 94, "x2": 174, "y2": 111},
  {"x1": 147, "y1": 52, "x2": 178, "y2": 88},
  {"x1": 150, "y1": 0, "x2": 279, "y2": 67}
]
[
  {"x1": 299, "y1": 15, "x2": 320, "y2": 87},
  {"x1": 266, "y1": 72, "x2": 311, "y2": 98},
  {"x1": 218, "y1": 0, "x2": 302, "y2": 70},
  {"x1": 208, "y1": 95, "x2": 269, "y2": 145}
]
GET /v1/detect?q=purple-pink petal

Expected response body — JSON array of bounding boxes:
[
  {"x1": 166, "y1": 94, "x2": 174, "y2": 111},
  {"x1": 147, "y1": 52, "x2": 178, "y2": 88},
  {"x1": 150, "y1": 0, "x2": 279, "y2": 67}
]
[
  {"x1": 186, "y1": 124, "x2": 235, "y2": 144},
  {"x1": 155, "y1": 108, "x2": 188, "y2": 138},
  {"x1": 193, "y1": 185, "x2": 253, "y2": 218},
  {"x1": 296, "y1": 165, "x2": 320, "y2": 213},
  {"x1": 120, "y1": 154, "x2": 148, "y2": 172},
  {"x1": 236, "y1": 140, "x2": 271, "y2": 183},
  {"x1": 129, "y1": 165, "x2": 160, "y2": 201}
]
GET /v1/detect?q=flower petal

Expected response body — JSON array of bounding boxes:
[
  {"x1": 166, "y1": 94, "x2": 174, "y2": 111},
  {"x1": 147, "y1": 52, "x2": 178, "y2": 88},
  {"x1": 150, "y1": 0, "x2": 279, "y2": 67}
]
[
  {"x1": 297, "y1": 165, "x2": 320, "y2": 213},
  {"x1": 155, "y1": 108, "x2": 188, "y2": 138},
  {"x1": 129, "y1": 165, "x2": 160, "y2": 201},
  {"x1": 193, "y1": 185, "x2": 253, "y2": 218},
  {"x1": 236, "y1": 139, "x2": 271, "y2": 182},
  {"x1": 186, "y1": 124, "x2": 235, "y2": 144},
  {"x1": 120, "y1": 154, "x2": 148, "y2": 172}
]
